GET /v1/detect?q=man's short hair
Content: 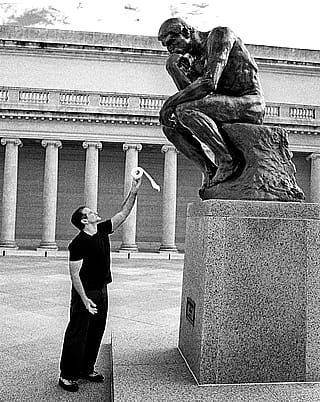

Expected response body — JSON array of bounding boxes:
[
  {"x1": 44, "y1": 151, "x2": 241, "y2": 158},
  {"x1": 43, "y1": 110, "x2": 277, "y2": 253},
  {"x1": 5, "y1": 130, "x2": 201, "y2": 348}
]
[
  {"x1": 158, "y1": 18, "x2": 194, "y2": 42},
  {"x1": 71, "y1": 206, "x2": 87, "y2": 230}
]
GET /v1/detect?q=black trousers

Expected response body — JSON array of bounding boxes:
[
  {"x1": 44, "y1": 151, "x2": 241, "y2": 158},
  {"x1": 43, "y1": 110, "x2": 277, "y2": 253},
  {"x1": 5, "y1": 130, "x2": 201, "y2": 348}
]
[{"x1": 59, "y1": 286, "x2": 108, "y2": 380}]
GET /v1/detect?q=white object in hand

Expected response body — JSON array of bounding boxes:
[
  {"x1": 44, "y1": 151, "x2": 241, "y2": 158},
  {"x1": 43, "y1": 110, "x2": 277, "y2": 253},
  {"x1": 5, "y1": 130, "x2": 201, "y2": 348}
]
[{"x1": 131, "y1": 167, "x2": 160, "y2": 192}]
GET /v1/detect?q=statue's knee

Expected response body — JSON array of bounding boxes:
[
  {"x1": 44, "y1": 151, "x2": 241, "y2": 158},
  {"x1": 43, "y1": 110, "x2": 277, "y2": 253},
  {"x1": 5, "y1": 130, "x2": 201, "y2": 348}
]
[{"x1": 162, "y1": 126, "x2": 176, "y2": 141}]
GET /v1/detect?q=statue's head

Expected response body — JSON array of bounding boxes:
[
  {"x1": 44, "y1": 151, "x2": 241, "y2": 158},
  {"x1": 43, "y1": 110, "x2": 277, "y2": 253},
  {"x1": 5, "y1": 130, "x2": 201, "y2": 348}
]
[{"x1": 158, "y1": 18, "x2": 194, "y2": 54}]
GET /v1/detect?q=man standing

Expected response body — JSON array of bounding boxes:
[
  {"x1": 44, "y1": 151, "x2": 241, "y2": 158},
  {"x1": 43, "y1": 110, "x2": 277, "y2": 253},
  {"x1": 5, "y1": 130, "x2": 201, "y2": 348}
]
[
  {"x1": 158, "y1": 18, "x2": 265, "y2": 188},
  {"x1": 59, "y1": 177, "x2": 141, "y2": 392}
]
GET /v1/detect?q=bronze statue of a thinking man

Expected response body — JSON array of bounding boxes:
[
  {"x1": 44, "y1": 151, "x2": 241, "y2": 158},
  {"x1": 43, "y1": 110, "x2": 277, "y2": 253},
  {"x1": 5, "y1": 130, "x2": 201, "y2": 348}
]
[{"x1": 158, "y1": 18, "x2": 265, "y2": 188}]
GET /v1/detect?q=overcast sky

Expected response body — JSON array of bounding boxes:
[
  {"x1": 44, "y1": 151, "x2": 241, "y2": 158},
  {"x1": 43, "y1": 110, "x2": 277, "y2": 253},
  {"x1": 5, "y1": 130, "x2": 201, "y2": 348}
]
[{"x1": 0, "y1": 0, "x2": 319, "y2": 50}]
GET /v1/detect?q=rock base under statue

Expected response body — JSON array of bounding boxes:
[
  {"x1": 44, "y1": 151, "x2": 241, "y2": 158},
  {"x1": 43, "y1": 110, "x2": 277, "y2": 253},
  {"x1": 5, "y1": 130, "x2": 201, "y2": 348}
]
[
  {"x1": 200, "y1": 123, "x2": 304, "y2": 202},
  {"x1": 179, "y1": 200, "x2": 320, "y2": 385}
]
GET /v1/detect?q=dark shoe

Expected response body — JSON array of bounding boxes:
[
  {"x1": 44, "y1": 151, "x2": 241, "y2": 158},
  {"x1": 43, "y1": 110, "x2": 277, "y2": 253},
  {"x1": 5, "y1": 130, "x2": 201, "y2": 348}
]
[
  {"x1": 81, "y1": 370, "x2": 104, "y2": 383},
  {"x1": 58, "y1": 377, "x2": 79, "y2": 392}
]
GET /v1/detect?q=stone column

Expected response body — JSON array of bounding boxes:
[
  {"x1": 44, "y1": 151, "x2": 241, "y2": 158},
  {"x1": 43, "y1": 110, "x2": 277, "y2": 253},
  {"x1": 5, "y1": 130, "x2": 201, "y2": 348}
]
[
  {"x1": 160, "y1": 145, "x2": 178, "y2": 252},
  {"x1": 38, "y1": 140, "x2": 62, "y2": 249},
  {"x1": 82, "y1": 141, "x2": 102, "y2": 210},
  {"x1": 307, "y1": 153, "x2": 320, "y2": 203},
  {"x1": 120, "y1": 143, "x2": 142, "y2": 252},
  {"x1": 0, "y1": 138, "x2": 22, "y2": 248}
]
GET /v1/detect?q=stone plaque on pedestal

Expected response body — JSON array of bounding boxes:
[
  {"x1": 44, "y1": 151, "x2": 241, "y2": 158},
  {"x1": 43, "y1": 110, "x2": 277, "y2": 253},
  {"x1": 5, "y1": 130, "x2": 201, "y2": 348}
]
[{"x1": 179, "y1": 200, "x2": 320, "y2": 385}]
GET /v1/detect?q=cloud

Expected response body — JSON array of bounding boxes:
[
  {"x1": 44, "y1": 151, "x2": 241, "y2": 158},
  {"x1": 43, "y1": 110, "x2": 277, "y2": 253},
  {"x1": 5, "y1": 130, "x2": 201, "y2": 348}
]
[
  {"x1": 169, "y1": 1, "x2": 210, "y2": 19},
  {"x1": 0, "y1": 5, "x2": 69, "y2": 26}
]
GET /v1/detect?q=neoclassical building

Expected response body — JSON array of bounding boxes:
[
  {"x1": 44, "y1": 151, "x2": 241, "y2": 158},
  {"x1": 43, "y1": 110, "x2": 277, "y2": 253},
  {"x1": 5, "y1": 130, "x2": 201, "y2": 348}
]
[{"x1": 0, "y1": 25, "x2": 319, "y2": 253}]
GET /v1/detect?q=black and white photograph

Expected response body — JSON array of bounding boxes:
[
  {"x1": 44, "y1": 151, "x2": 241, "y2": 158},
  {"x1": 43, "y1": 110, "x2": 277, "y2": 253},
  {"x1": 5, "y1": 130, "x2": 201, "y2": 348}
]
[{"x1": 0, "y1": 0, "x2": 319, "y2": 400}]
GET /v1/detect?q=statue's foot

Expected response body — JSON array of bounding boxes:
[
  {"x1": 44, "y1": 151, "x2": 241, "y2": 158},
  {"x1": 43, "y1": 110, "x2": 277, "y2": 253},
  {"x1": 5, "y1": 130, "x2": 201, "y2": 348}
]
[
  {"x1": 210, "y1": 158, "x2": 241, "y2": 186},
  {"x1": 202, "y1": 167, "x2": 217, "y2": 189}
]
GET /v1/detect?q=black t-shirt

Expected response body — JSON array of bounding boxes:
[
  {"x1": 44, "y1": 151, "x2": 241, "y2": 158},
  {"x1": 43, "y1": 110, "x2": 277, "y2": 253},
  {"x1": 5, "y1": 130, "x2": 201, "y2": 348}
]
[{"x1": 68, "y1": 219, "x2": 113, "y2": 290}]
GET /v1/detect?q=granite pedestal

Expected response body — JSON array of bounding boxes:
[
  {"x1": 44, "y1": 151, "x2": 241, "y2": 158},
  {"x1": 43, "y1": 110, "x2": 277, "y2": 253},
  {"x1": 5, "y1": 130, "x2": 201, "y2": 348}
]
[{"x1": 179, "y1": 200, "x2": 320, "y2": 385}]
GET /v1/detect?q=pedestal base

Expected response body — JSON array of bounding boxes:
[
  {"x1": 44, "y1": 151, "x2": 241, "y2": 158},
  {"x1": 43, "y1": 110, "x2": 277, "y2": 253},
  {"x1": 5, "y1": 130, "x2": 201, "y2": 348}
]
[
  {"x1": 159, "y1": 245, "x2": 178, "y2": 253},
  {"x1": 37, "y1": 242, "x2": 58, "y2": 250},
  {"x1": 118, "y1": 244, "x2": 138, "y2": 253},
  {"x1": 179, "y1": 199, "x2": 320, "y2": 385},
  {"x1": 0, "y1": 241, "x2": 18, "y2": 249}
]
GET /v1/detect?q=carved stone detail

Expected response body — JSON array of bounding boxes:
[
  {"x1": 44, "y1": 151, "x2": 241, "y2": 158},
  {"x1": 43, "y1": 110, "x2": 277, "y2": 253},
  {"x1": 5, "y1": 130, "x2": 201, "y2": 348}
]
[
  {"x1": 82, "y1": 141, "x2": 102, "y2": 150},
  {"x1": 123, "y1": 143, "x2": 142, "y2": 152},
  {"x1": 200, "y1": 124, "x2": 305, "y2": 202},
  {"x1": 161, "y1": 144, "x2": 178, "y2": 154},
  {"x1": 41, "y1": 139, "x2": 62, "y2": 149}
]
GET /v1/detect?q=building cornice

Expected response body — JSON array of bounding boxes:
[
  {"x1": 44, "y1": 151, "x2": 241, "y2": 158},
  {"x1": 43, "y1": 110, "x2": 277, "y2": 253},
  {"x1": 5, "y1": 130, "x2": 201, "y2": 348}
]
[
  {"x1": 0, "y1": 25, "x2": 163, "y2": 50},
  {"x1": 1, "y1": 40, "x2": 319, "y2": 70},
  {"x1": 0, "y1": 25, "x2": 319, "y2": 68}
]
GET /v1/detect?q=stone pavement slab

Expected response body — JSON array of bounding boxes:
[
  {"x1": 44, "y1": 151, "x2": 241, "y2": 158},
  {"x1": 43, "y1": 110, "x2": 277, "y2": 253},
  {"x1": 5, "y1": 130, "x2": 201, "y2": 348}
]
[
  {"x1": 2, "y1": 254, "x2": 320, "y2": 401},
  {"x1": 109, "y1": 257, "x2": 320, "y2": 402}
]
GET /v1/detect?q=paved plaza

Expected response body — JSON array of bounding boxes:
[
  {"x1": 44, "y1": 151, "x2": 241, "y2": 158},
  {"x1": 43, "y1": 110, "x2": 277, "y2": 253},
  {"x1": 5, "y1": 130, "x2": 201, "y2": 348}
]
[
  {"x1": 0, "y1": 254, "x2": 111, "y2": 402},
  {"x1": 1, "y1": 254, "x2": 320, "y2": 401}
]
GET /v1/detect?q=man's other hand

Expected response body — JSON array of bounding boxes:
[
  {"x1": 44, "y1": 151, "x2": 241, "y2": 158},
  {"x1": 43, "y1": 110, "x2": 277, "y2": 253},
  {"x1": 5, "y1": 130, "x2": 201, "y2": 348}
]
[{"x1": 84, "y1": 297, "x2": 98, "y2": 315}]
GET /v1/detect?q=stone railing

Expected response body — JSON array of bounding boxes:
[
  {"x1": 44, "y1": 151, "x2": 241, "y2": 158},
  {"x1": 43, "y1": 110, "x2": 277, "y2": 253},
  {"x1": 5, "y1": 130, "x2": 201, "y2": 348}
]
[
  {"x1": 0, "y1": 87, "x2": 319, "y2": 128},
  {"x1": 139, "y1": 96, "x2": 165, "y2": 110},
  {"x1": 0, "y1": 89, "x2": 9, "y2": 102},
  {"x1": 59, "y1": 92, "x2": 89, "y2": 106},
  {"x1": 265, "y1": 102, "x2": 319, "y2": 122},
  {"x1": 265, "y1": 105, "x2": 280, "y2": 118},
  {"x1": 100, "y1": 94, "x2": 129, "y2": 108},
  {"x1": 0, "y1": 87, "x2": 169, "y2": 115},
  {"x1": 19, "y1": 90, "x2": 50, "y2": 103},
  {"x1": 289, "y1": 107, "x2": 316, "y2": 120}
]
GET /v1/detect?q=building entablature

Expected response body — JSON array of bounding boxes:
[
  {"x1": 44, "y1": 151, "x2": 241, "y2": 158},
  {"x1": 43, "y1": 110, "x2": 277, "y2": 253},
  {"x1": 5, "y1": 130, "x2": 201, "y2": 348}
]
[
  {"x1": 0, "y1": 25, "x2": 319, "y2": 70},
  {"x1": 0, "y1": 86, "x2": 319, "y2": 151}
]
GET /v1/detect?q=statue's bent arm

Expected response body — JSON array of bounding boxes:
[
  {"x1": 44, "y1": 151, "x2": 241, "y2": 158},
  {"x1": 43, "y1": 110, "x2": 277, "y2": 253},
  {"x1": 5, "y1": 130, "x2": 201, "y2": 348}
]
[
  {"x1": 164, "y1": 27, "x2": 236, "y2": 110},
  {"x1": 163, "y1": 76, "x2": 214, "y2": 110},
  {"x1": 204, "y1": 27, "x2": 236, "y2": 91}
]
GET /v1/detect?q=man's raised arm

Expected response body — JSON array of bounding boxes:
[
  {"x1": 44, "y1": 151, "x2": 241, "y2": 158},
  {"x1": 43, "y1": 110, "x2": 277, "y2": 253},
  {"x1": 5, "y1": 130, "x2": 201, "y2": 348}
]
[{"x1": 111, "y1": 177, "x2": 142, "y2": 231}]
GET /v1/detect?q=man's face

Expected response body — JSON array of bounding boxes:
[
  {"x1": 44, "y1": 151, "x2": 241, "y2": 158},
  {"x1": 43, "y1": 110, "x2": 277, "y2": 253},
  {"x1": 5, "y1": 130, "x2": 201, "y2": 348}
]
[
  {"x1": 81, "y1": 207, "x2": 102, "y2": 225},
  {"x1": 159, "y1": 25, "x2": 191, "y2": 54}
]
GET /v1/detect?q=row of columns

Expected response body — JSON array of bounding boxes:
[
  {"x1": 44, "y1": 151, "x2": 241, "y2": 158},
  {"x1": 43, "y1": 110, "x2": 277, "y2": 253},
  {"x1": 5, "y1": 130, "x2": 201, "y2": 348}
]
[{"x1": 0, "y1": 138, "x2": 179, "y2": 252}]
